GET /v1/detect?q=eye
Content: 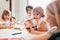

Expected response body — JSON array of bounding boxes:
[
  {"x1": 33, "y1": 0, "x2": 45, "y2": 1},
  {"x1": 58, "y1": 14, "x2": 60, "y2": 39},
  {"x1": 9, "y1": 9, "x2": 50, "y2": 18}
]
[
  {"x1": 37, "y1": 13, "x2": 40, "y2": 15},
  {"x1": 26, "y1": 27, "x2": 30, "y2": 29}
]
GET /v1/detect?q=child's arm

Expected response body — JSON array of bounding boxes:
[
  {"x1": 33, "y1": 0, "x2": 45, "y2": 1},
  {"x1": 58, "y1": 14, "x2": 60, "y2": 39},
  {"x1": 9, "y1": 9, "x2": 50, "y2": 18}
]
[{"x1": 37, "y1": 21, "x2": 47, "y2": 31}]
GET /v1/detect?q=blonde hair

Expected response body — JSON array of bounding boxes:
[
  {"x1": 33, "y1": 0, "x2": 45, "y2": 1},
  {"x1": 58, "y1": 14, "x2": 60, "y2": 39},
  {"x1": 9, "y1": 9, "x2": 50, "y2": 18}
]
[
  {"x1": 46, "y1": 0, "x2": 60, "y2": 27},
  {"x1": 33, "y1": 7, "x2": 44, "y2": 17}
]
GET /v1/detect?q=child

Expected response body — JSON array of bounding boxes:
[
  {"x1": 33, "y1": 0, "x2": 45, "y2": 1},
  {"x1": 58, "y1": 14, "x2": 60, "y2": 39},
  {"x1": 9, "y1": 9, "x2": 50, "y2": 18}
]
[
  {"x1": 24, "y1": 20, "x2": 44, "y2": 35},
  {"x1": 10, "y1": 16, "x2": 16, "y2": 26},
  {"x1": 19, "y1": 6, "x2": 33, "y2": 25},
  {"x1": 24, "y1": 20, "x2": 34, "y2": 34},
  {"x1": 32, "y1": 7, "x2": 47, "y2": 31},
  {"x1": 0, "y1": 10, "x2": 13, "y2": 29}
]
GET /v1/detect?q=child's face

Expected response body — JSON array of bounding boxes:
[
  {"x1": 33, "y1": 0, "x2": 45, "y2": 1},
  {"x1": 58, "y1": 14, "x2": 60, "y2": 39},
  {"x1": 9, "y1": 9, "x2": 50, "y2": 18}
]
[
  {"x1": 25, "y1": 21, "x2": 33, "y2": 33},
  {"x1": 25, "y1": 22, "x2": 31, "y2": 27},
  {"x1": 27, "y1": 8, "x2": 33, "y2": 16},
  {"x1": 4, "y1": 15, "x2": 10, "y2": 20},
  {"x1": 33, "y1": 11, "x2": 40, "y2": 19},
  {"x1": 25, "y1": 21, "x2": 33, "y2": 28},
  {"x1": 46, "y1": 16, "x2": 57, "y2": 27}
]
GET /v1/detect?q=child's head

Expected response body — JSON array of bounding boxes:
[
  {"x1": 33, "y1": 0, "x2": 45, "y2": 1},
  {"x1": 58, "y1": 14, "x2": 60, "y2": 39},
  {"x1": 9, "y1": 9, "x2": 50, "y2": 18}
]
[
  {"x1": 10, "y1": 16, "x2": 16, "y2": 25},
  {"x1": 10, "y1": 16, "x2": 16, "y2": 22},
  {"x1": 25, "y1": 20, "x2": 33, "y2": 28},
  {"x1": 46, "y1": 6, "x2": 57, "y2": 27},
  {"x1": 24, "y1": 20, "x2": 33, "y2": 33},
  {"x1": 33, "y1": 7, "x2": 44, "y2": 19},
  {"x1": 1, "y1": 10, "x2": 11, "y2": 20},
  {"x1": 26, "y1": 5, "x2": 33, "y2": 16}
]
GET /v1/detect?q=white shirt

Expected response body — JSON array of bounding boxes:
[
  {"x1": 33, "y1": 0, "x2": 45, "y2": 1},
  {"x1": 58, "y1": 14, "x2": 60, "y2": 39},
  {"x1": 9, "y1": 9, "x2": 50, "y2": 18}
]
[
  {"x1": 19, "y1": 15, "x2": 33, "y2": 25},
  {"x1": 32, "y1": 17, "x2": 51, "y2": 31},
  {"x1": 0, "y1": 20, "x2": 10, "y2": 26}
]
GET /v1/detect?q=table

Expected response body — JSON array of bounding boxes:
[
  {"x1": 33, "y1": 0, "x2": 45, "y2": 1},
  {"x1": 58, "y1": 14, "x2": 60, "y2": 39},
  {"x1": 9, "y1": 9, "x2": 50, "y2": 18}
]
[{"x1": 0, "y1": 25, "x2": 35, "y2": 40}]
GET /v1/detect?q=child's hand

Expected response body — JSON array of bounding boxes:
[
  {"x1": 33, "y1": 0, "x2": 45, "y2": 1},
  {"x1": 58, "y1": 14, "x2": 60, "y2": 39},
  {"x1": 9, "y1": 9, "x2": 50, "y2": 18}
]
[{"x1": 7, "y1": 26, "x2": 13, "y2": 29}]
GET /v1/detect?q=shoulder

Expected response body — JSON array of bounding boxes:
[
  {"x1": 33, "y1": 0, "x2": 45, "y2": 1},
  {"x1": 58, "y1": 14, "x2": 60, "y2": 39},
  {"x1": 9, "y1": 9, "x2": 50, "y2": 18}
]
[
  {"x1": 39, "y1": 17, "x2": 46, "y2": 23},
  {"x1": 40, "y1": 21, "x2": 46, "y2": 25},
  {"x1": 0, "y1": 20, "x2": 5, "y2": 24},
  {"x1": 0, "y1": 20, "x2": 4, "y2": 22}
]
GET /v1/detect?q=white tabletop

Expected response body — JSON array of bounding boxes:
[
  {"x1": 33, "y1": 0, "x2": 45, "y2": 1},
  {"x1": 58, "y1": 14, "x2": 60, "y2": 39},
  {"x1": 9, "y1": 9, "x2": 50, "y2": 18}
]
[{"x1": 0, "y1": 25, "x2": 35, "y2": 40}]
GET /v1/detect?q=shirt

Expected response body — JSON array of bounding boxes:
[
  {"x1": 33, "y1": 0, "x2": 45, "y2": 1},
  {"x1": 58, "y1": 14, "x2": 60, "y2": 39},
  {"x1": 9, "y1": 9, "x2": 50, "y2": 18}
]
[
  {"x1": 19, "y1": 15, "x2": 33, "y2": 25},
  {"x1": 32, "y1": 17, "x2": 50, "y2": 31},
  {"x1": 0, "y1": 20, "x2": 10, "y2": 26}
]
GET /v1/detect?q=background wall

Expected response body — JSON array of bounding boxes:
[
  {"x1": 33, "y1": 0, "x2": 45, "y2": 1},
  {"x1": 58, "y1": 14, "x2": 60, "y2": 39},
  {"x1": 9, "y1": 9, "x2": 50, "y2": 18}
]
[{"x1": 12, "y1": 0, "x2": 27, "y2": 22}]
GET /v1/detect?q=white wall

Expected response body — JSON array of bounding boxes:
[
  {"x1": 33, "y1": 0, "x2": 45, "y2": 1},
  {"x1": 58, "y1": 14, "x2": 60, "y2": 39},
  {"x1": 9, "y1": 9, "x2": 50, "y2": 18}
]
[
  {"x1": 12, "y1": 0, "x2": 15, "y2": 17},
  {"x1": 0, "y1": 0, "x2": 9, "y2": 20},
  {"x1": 12, "y1": 0, "x2": 27, "y2": 22}
]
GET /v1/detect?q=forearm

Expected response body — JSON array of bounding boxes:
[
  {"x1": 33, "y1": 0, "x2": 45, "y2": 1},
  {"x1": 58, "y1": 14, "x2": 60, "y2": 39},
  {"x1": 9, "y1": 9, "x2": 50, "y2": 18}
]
[
  {"x1": 31, "y1": 31, "x2": 46, "y2": 35},
  {"x1": 31, "y1": 32, "x2": 51, "y2": 40},
  {"x1": 0, "y1": 25, "x2": 8, "y2": 29},
  {"x1": 0, "y1": 25, "x2": 13, "y2": 29}
]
